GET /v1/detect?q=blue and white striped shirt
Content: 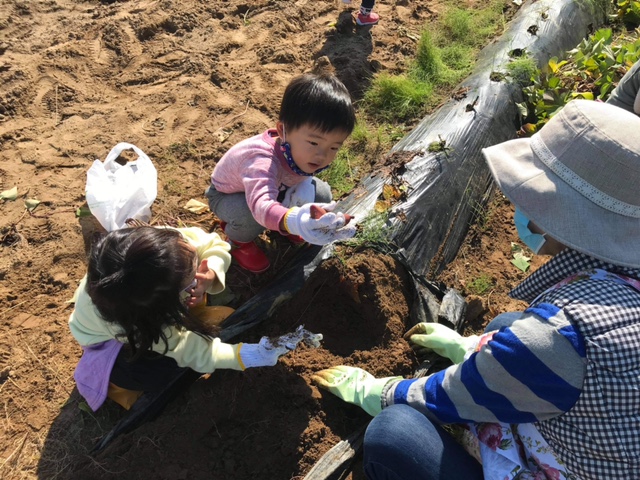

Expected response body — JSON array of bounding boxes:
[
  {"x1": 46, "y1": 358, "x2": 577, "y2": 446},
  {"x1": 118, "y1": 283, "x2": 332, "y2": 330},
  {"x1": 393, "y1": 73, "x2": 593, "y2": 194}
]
[{"x1": 385, "y1": 302, "x2": 586, "y2": 424}]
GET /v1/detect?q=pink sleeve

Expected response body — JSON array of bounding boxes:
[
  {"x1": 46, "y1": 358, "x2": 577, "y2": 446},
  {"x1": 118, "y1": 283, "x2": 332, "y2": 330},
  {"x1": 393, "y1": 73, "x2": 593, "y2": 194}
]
[{"x1": 243, "y1": 157, "x2": 289, "y2": 232}]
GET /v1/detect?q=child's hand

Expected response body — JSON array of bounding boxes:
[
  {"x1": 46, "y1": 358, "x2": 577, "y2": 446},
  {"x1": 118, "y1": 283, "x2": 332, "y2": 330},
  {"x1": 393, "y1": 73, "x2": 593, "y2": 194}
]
[
  {"x1": 185, "y1": 259, "x2": 217, "y2": 308},
  {"x1": 283, "y1": 202, "x2": 356, "y2": 245},
  {"x1": 238, "y1": 326, "x2": 323, "y2": 369}
]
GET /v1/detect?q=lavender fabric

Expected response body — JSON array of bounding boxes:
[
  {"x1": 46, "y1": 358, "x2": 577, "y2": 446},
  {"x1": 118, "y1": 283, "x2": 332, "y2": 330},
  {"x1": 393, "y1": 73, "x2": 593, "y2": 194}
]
[{"x1": 73, "y1": 339, "x2": 123, "y2": 411}]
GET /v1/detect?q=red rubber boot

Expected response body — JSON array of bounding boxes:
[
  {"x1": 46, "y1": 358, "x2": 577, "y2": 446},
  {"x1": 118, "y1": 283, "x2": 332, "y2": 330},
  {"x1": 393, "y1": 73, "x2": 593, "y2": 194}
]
[{"x1": 230, "y1": 240, "x2": 270, "y2": 273}]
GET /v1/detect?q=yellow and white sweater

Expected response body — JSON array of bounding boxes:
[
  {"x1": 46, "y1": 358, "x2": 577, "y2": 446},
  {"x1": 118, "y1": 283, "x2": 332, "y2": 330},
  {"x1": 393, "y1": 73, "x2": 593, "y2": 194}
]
[{"x1": 68, "y1": 226, "x2": 243, "y2": 373}]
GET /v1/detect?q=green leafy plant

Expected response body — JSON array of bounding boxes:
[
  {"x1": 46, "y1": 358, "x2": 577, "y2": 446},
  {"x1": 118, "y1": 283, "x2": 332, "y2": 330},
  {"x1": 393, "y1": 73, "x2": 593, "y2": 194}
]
[
  {"x1": 0, "y1": 186, "x2": 18, "y2": 201},
  {"x1": 613, "y1": 0, "x2": 640, "y2": 24},
  {"x1": 569, "y1": 28, "x2": 640, "y2": 98},
  {"x1": 343, "y1": 210, "x2": 394, "y2": 250},
  {"x1": 25, "y1": 198, "x2": 40, "y2": 212},
  {"x1": 520, "y1": 27, "x2": 640, "y2": 131},
  {"x1": 510, "y1": 243, "x2": 531, "y2": 272},
  {"x1": 467, "y1": 274, "x2": 493, "y2": 295}
]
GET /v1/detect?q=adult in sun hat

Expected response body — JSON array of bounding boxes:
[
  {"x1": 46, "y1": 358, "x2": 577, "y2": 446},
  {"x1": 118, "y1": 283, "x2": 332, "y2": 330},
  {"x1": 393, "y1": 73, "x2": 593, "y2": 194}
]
[{"x1": 311, "y1": 100, "x2": 640, "y2": 480}]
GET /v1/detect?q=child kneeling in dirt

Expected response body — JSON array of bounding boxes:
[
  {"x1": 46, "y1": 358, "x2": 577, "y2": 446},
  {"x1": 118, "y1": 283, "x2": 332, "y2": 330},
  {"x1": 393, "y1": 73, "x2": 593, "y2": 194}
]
[
  {"x1": 205, "y1": 72, "x2": 357, "y2": 274},
  {"x1": 69, "y1": 225, "x2": 307, "y2": 411}
]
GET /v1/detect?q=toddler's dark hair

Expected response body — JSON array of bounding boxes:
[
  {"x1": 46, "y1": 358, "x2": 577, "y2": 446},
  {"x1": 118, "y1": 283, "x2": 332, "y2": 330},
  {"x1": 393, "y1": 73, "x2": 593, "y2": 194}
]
[
  {"x1": 86, "y1": 227, "x2": 194, "y2": 360},
  {"x1": 279, "y1": 73, "x2": 356, "y2": 134}
]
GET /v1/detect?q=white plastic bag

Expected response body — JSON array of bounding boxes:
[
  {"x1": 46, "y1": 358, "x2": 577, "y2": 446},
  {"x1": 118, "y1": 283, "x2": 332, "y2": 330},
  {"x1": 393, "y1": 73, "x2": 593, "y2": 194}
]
[{"x1": 85, "y1": 143, "x2": 157, "y2": 231}]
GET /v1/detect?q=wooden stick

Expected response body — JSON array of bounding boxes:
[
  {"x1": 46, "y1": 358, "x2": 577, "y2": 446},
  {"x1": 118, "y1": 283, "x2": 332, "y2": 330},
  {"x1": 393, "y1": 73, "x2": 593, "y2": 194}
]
[{"x1": 303, "y1": 424, "x2": 366, "y2": 480}]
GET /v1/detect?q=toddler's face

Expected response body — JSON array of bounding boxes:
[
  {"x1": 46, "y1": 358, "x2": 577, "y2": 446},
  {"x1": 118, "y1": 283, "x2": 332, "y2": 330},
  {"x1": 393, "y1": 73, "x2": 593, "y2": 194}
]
[
  {"x1": 284, "y1": 124, "x2": 349, "y2": 174},
  {"x1": 179, "y1": 244, "x2": 199, "y2": 302}
]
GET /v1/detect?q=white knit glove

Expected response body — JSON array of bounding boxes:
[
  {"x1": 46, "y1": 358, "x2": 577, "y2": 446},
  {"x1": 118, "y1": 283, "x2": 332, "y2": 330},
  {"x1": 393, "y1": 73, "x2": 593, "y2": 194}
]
[
  {"x1": 238, "y1": 326, "x2": 323, "y2": 369},
  {"x1": 283, "y1": 201, "x2": 356, "y2": 245},
  {"x1": 282, "y1": 178, "x2": 316, "y2": 208}
]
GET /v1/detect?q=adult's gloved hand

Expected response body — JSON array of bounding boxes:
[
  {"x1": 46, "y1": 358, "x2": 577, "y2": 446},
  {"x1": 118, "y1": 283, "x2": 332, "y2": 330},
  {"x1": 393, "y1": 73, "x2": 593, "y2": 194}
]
[
  {"x1": 404, "y1": 322, "x2": 479, "y2": 364},
  {"x1": 282, "y1": 178, "x2": 316, "y2": 208},
  {"x1": 238, "y1": 326, "x2": 323, "y2": 369},
  {"x1": 312, "y1": 366, "x2": 401, "y2": 416},
  {"x1": 283, "y1": 201, "x2": 356, "y2": 245}
]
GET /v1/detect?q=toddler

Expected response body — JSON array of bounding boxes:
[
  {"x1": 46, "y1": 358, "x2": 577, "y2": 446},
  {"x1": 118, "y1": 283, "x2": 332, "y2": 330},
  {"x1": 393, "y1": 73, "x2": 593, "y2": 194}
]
[{"x1": 206, "y1": 73, "x2": 357, "y2": 273}]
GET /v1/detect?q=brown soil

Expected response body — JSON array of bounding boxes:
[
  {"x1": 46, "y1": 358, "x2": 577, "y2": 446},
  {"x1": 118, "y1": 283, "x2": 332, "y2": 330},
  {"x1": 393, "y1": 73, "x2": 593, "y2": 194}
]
[
  {"x1": 435, "y1": 192, "x2": 550, "y2": 333},
  {"x1": 0, "y1": 1, "x2": 541, "y2": 479}
]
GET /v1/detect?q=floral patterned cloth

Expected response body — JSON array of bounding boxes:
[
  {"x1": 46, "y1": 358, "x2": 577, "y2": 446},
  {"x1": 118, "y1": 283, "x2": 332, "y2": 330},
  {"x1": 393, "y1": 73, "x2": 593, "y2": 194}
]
[
  {"x1": 458, "y1": 422, "x2": 576, "y2": 480},
  {"x1": 454, "y1": 266, "x2": 640, "y2": 480}
]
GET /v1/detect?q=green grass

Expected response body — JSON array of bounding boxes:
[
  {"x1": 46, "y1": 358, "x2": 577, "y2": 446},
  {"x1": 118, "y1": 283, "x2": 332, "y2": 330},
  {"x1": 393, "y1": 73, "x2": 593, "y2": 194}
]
[
  {"x1": 156, "y1": 141, "x2": 199, "y2": 164},
  {"x1": 414, "y1": 30, "x2": 445, "y2": 82},
  {"x1": 363, "y1": 74, "x2": 433, "y2": 122},
  {"x1": 348, "y1": 120, "x2": 371, "y2": 150},
  {"x1": 470, "y1": 199, "x2": 494, "y2": 232},
  {"x1": 325, "y1": 0, "x2": 518, "y2": 197},
  {"x1": 163, "y1": 177, "x2": 186, "y2": 196},
  {"x1": 439, "y1": 43, "x2": 474, "y2": 73},
  {"x1": 442, "y1": 8, "x2": 473, "y2": 41},
  {"x1": 362, "y1": 0, "x2": 513, "y2": 125},
  {"x1": 321, "y1": 121, "x2": 407, "y2": 197},
  {"x1": 319, "y1": 149, "x2": 356, "y2": 198},
  {"x1": 326, "y1": 0, "x2": 620, "y2": 198},
  {"x1": 580, "y1": 0, "x2": 613, "y2": 19},
  {"x1": 505, "y1": 56, "x2": 538, "y2": 86}
]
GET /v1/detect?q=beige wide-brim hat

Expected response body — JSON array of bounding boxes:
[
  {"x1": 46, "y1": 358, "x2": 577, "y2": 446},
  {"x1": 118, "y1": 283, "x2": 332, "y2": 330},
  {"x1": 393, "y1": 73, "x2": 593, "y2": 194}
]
[{"x1": 482, "y1": 100, "x2": 640, "y2": 268}]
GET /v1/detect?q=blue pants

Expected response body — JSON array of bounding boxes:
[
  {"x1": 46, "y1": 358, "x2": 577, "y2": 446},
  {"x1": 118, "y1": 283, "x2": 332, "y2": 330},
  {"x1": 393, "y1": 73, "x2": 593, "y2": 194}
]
[{"x1": 363, "y1": 404, "x2": 483, "y2": 480}]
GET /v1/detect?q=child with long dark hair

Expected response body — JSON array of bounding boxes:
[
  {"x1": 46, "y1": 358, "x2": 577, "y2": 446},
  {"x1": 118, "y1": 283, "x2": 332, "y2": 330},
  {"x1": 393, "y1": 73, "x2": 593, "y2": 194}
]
[{"x1": 69, "y1": 226, "x2": 306, "y2": 411}]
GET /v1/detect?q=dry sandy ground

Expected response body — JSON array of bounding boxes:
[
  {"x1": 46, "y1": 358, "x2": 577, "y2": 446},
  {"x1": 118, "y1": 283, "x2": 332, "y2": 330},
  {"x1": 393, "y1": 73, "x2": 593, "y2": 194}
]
[{"x1": 0, "y1": 0, "x2": 538, "y2": 479}]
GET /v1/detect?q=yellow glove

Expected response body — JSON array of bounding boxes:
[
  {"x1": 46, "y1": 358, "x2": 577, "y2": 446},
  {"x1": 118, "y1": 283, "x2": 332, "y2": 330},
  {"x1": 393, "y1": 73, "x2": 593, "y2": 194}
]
[
  {"x1": 404, "y1": 322, "x2": 478, "y2": 364},
  {"x1": 312, "y1": 366, "x2": 401, "y2": 416}
]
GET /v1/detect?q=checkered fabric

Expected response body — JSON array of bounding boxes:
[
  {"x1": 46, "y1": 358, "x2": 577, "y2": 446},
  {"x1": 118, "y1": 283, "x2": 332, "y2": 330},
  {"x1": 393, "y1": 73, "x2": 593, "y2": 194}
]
[
  {"x1": 513, "y1": 250, "x2": 640, "y2": 479},
  {"x1": 509, "y1": 249, "x2": 640, "y2": 303}
]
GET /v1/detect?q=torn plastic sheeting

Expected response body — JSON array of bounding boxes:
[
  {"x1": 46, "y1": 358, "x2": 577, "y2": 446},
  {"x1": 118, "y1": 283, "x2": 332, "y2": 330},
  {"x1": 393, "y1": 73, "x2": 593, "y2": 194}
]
[
  {"x1": 219, "y1": 243, "x2": 332, "y2": 341},
  {"x1": 299, "y1": 3, "x2": 606, "y2": 475},
  {"x1": 340, "y1": 0, "x2": 603, "y2": 278},
  {"x1": 220, "y1": 0, "x2": 603, "y2": 340}
]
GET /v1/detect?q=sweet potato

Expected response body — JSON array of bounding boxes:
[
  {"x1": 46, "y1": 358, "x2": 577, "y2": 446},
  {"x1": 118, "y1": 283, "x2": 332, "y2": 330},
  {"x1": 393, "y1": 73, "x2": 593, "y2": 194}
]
[{"x1": 310, "y1": 205, "x2": 352, "y2": 224}]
